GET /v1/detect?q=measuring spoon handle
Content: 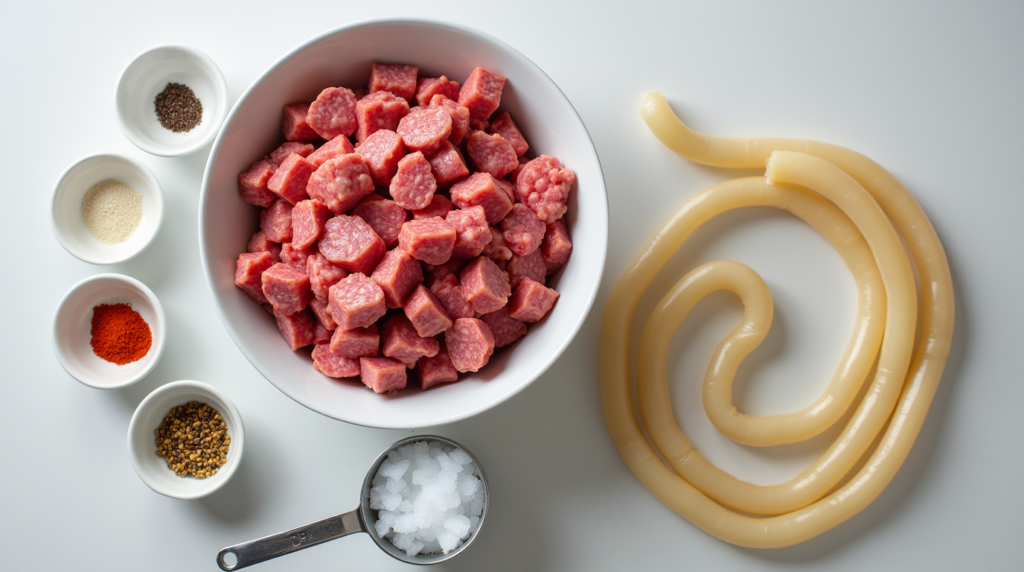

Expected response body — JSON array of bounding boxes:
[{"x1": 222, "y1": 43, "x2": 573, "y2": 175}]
[{"x1": 217, "y1": 507, "x2": 365, "y2": 570}]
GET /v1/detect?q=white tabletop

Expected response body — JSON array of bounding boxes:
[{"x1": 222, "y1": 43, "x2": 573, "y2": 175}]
[{"x1": 3, "y1": 2, "x2": 1021, "y2": 570}]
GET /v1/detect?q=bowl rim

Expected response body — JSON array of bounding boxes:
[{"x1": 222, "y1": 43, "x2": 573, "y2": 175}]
[
  {"x1": 51, "y1": 152, "x2": 165, "y2": 265},
  {"x1": 51, "y1": 272, "x2": 167, "y2": 389},
  {"x1": 115, "y1": 43, "x2": 229, "y2": 157},
  {"x1": 198, "y1": 17, "x2": 609, "y2": 428},
  {"x1": 127, "y1": 379, "x2": 245, "y2": 499}
]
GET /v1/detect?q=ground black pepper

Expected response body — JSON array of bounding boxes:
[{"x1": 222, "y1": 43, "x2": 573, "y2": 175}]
[
  {"x1": 154, "y1": 82, "x2": 203, "y2": 133},
  {"x1": 154, "y1": 401, "x2": 230, "y2": 478}
]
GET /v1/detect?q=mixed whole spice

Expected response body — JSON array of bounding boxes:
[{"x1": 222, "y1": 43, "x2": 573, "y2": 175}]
[{"x1": 154, "y1": 401, "x2": 230, "y2": 478}]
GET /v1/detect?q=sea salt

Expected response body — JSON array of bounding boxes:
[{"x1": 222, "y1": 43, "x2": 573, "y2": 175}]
[{"x1": 369, "y1": 440, "x2": 485, "y2": 557}]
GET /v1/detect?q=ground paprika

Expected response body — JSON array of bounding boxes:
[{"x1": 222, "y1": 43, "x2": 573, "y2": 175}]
[{"x1": 90, "y1": 303, "x2": 152, "y2": 365}]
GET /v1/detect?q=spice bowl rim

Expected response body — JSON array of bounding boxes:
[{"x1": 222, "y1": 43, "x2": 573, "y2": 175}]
[
  {"x1": 115, "y1": 44, "x2": 229, "y2": 157},
  {"x1": 51, "y1": 272, "x2": 167, "y2": 390},
  {"x1": 128, "y1": 379, "x2": 245, "y2": 500},
  {"x1": 50, "y1": 152, "x2": 165, "y2": 265}
]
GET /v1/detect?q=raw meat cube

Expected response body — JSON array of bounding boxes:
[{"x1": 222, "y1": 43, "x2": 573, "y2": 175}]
[
  {"x1": 355, "y1": 91, "x2": 409, "y2": 142},
  {"x1": 315, "y1": 321, "x2": 332, "y2": 344},
  {"x1": 381, "y1": 314, "x2": 439, "y2": 366},
  {"x1": 429, "y1": 95, "x2": 470, "y2": 146},
  {"x1": 279, "y1": 242, "x2": 315, "y2": 272},
  {"x1": 403, "y1": 284, "x2": 452, "y2": 338},
  {"x1": 312, "y1": 344, "x2": 361, "y2": 378},
  {"x1": 414, "y1": 76, "x2": 460, "y2": 107},
  {"x1": 282, "y1": 102, "x2": 319, "y2": 141},
  {"x1": 352, "y1": 195, "x2": 407, "y2": 249},
  {"x1": 369, "y1": 63, "x2": 419, "y2": 102},
  {"x1": 424, "y1": 258, "x2": 469, "y2": 286},
  {"x1": 238, "y1": 159, "x2": 277, "y2": 207},
  {"x1": 460, "y1": 256, "x2": 512, "y2": 314},
  {"x1": 290, "y1": 199, "x2": 332, "y2": 250},
  {"x1": 308, "y1": 135, "x2": 356, "y2": 168},
  {"x1": 482, "y1": 226, "x2": 512, "y2": 263},
  {"x1": 446, "y1": 206, "x2": 491, "y2": 259},
  {"x1": 542, "y1": 219, "x2": 573, "y2": 274},
  {"x1": 359, "y1": 357, "x2": 408, "y2": 394},
  {"x1": 370, "y1": 248, "x2": 423, "y2": 308},
  {"x1": 390, "y1": 151, "x2": 437, "y2": 210},
  {"x1": 309, "y1": 295, "x2": 337, "y2": 330},
  {"x1": 412, "y1": 194, "x2": 453, "y2": 220},
  {"x1": 450, "y1": 172, "x2": 512, "y2": 224},
  {"x1": 501, "y1": 203, "x2": 546, "y2": 257},
  {"x1": 306, "y1": 154, "x2": 375, "y2": 214},
  {"x1": 398, "y1": 217, "x2": 456, "y2": 265},
  {"x1": 261, "y1": 262, "x2": 312, "y2": 316},
  {"x1": 458, "y1": 67, "x2": 506, "y2": 121},
  {"x1": 260, "y1": 199, "x2": 293, "y2": 243},
  {"x1": 247, "y1": 230, "x2": 281, "y2": 261},
  {"x1": 267, "y1": 153, "x2": 315, "y2": 205},
  {"x1": 397, "y1": 107, "x2": 452, "y2": 156},
  {"x1": 479, "y1": 307, "x2": 527, "y2": 348},
  {"x1": 307, "y1": 253, "x2": 348, "y2": 299},
  {"x1": 328, "y1": 272, "x2": 386, "y2": 330},
  {"x1": 318, "y1": 215, "x2": 387, "y2": 274},
  {"x1": 416, "y1": 342, "x2": 459, "y2": 390},
  {"x1": 269, "y1": 142, "x2": 314, "y2": 165},
  {"x1": 429, "y1": 274, "x2": 475, "y2": 320},
  {"x1": 508, "y1": 277, "x2": 559, "y2": 322},
  {"x1": 466, "y1": 130, "x2": 517, "y2": 179},
  {"x1": 306, "y1": 86, "x2": 358, "y2": 139},
  {"x1": 515, "y1": 155, "x2": 575, "y2": 223},
  {"x1": 356, "y1": 129, "x2": 406, "y2": 186},
  {"x1": 445, "y1": 318, "x2": 495, "y2": 373},
  {"x1": 234, "y1": 252, "x2": 275, "y2": 304},
  {"x1": 275, "y1": 308, "x2": 316, "y2": 351},
  {"x1": 507, "y1": 248, "x2": 546, "y2": 289},
  {"x1": 487, "y1": 111, "x2": 529, "y2": 157},
  {"x1": 426, "y1": 140, "x2": 469, "y2": 186},
  {"x1": 329, "y1": 323, "x2": 380, "y2": 358}
]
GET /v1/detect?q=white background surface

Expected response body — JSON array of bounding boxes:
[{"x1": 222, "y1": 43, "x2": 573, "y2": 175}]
[{"x1": 2, "y1": 1, "x2": 1020, "y2": 570}]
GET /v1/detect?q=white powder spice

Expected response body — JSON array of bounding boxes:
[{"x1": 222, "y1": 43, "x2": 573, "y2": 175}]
[{"x1": 81, "y1": 179, "x2": 142, "y2": 244}]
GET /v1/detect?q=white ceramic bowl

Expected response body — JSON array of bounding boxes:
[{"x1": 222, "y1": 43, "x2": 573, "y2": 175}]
[
  {"x1": 51, "y1": 154, "x2": 164, "y2": 265},
  {"x1": 52, "y1": 273, "x2": 166, "y2": 389},
  {"x1": 116, "y1": 45, "x2": 228, "y2": 156},
  {"x1": 199, "y1": 19, "x2": 608, "y2": 429},
  {"x1": 128, "y1": 380, "x2": 244, "y2": 499}
]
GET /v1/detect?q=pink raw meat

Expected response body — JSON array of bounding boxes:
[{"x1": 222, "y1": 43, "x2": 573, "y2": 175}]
[
  {"x1": 267, "y1": 153, "x2": 314, "y2": 205},
  {"x1": 238, "y1": 159, "x2": 278, "y2": 207},
  {"x1": 507, "y1": 277, "x2": 559, "y2": 323},
  {"x1": 542, "y1": 219, "x2": 573, "y2": 274},
  {"x1": 381, "y1": 314, "x2": 439, "y2": 366},
  {"x1": 458, "y1": 67, "x2": 506, "y2": 121},
  {"x1": 482, "y1": 226, "x2": 513, "y2": 263},
  {"x1": 426, "y1": 140, "x2": 469, "y2": 187},
  {"x1": 359, "y1": 357, "x2": 408, "y2": 394},
  {"x1": 269, "y1": 142, "x2": 314, "y2": 165},
  {"x1": 329, "y1": 323, "x2": 380, "y2": 358},
  {"x1": 466, "y1": 131, "x2": 517, "y2": 179},
  {"x1": 515, "y1": 155, "x2": 575, "y2": 223},
  {"x1": 275, "y1": 308, "x2": 316, "y2": 351},
  {"x1": 308, "y1": 135, "x2": 356, "y2": 168},
  {"x1": 445, "y1": 318, "x2": 495, "y2": 373},
  {"x1": 291, "y1": 199, "x2": 332, "y2": 250},
  {"x1": 356, "y1": 129, "x2": 406, "y2": 186},
  {"x1": 416, "y1": 342, "x2": 459, "y2": 389},
  {"x1": 306, "y1": 154, "x2": 375, "y2": 214},
  {"x1": 501, "y1": 203, "x2": 546, "y2": 257},
  {"x1": 479, "y1": 307, "x2": 527, "y2": 348},
  {"x1": 282, "y1": 103, "x2": 319, "y2": 141},
  {"x1": 429, "y1": 95, "x2": 470, "y2": 146},
  {"x1": 429, "y1": 274, "x2": 475, "y2": 320},
  {"x1": 487, "y1": 112, "x2": 529, "y2": 157},
  {"x1": 261, "y1": 262, "x2": 312, "y2": 316},
  {"x1": 314, "y1": 321, "x2": 333, "y2": 345},
  {"x1": 247, "y1": 230, "x2": 281, "y2": 261},
  {"x1": 307, "y1": 253, "x2": 348, "y2": 299},
  {"x1": 260, "y1": 199, "x2": 293, "y2": 243},
  {"x1": 351, "y1": 195, "x2": 407, "y2": 249},
  {"x1": 327, "y1": 272, "x2": 386, "y2": 330},
  {"x1": 369, "y1": 63, "x2": 419, "y2": 102},
  {"x1": 279, "y1": 242, "x2": 315, "y2": 272},
  {"x1": 307, "y1": 86, "x2": 358, "y2": 139},
  {"x1": 403, "y1": 284, "x2": 453, "y2": 338},
  {"x1": 398, "y1": 217, "x2": 456, "y2": 265},
  {"x1": 390, "y1": 152, "x2": 437, "y2": 210},
  {"x1": 507, "y1": 248, "x2": 547, "y2": 289},
  {"x1": 309, "y1": 296, "x2": 337, "y2": 330},
  {"x1": 412, "y1": 194, "x2": 453, "y2": 220},
  {"x1": 397, "y1": 107, "x2": 452, "y2": 156},
  {"x1": 234, "y1": 252, "x2": 275, "y2": 304},
  {"x1": 312, "y1": 344, "x2": 361, "y2": 378},
  {"x1": 415, "y1": 76, "x2": 460, "y2": 107},
  {"x1": 446, "y1": 206, "x2": 491, "y2": 259},
  {"x1": 460, "y1": 256, "x2": 511, "y2": 314},
  {"x1": 355, "y1": 91, "x2": 409, "y2": 142},
  {"x1": 318, "y1": 215, "x2": 386, "y2": 274},
  {"x1": 450, "y1": 172, "x2": 512, "y2": 224},
  {"x1": 370, "y1": 248, "x2": 423, "y2": 308}
]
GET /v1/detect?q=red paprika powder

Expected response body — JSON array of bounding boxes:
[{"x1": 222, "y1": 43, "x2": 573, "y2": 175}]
[{"x1": 90, "y1": 303, "x2": 152, "y2": 365}]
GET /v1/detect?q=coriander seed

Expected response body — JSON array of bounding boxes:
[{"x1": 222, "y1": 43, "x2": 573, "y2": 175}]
[{"x1": 154, "y1": 401, "x2": 229, "y2": 479}]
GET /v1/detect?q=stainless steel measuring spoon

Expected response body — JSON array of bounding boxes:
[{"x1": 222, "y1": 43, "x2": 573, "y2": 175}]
[{"x1": 216, "y1": 435, "x2": 489, "y2": 570}]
